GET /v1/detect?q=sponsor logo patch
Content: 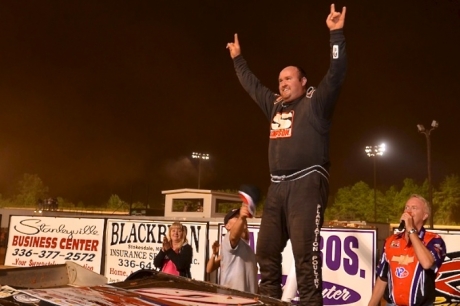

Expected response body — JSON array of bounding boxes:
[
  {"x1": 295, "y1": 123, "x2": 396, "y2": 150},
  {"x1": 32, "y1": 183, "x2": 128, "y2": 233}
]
[
  {"x1": 391, "y1": 254, "x2": 414, "y2": 265},
  {"x1": 395, "y1": 267, "x2": 409, "y2": 278},
  {"x1": 270, "y1": 111, "x2": 294, "y2": 139},
  {"x1": 333, "y1": 45, "x2": 339, "y2": 59}
]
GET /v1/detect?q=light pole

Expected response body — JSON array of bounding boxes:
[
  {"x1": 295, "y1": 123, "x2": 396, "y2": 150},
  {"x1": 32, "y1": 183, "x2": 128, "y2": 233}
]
[
  {"x1": 365, "y1": 143, "x2": 386, "y2": 222},
  {"x1": 192, "y1": 152, "x2": 210, "y2": 189},
  {"x1": 417, "y1": 120, "x2": 438, "y2": 229}
]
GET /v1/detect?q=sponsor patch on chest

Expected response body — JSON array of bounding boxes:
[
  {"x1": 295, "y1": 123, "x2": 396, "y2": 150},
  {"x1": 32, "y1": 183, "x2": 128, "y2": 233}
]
[
  {"x1": 395, "y1": 267, "x2": 409, "y2": 278},
  {"x1": 390, "y1": 240, "x2": 400, "y2": 248},
  {"x1": 270, "y1": 111, "x2": 294, "y2": 138},
  {"x1": 391, "y1": 254, "x2": 414, "y2": 265}
]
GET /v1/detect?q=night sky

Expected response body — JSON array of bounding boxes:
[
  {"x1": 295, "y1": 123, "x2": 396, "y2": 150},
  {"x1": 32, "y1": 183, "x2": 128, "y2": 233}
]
[{"x1": 1, "y1": 1, "x2": 459, "y2": 206}]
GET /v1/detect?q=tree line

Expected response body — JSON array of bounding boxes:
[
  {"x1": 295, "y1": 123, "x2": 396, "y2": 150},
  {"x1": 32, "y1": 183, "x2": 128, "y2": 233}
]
[
  {"x1": 1, "y1": 173, "x2": 459, "y2": 225},
  {"x1": 325, "y1": 175, "x2": 460, "y2": 225},
  {"x1": 0, "y1": 174, "x2": 148, "y2": 213}
]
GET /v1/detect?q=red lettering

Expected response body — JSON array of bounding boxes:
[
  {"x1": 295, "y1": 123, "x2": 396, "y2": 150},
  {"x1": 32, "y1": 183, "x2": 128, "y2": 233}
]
[
  {"x1": 270, "y1": 129, "x2": 291, "y2": 138},
  {"x1": 14, "y1": 258, "x2": 26, "y2": 266},
  {"x1": 109, "y1": 268, "x2": 127, "y2": 276},
  {"x1": 82, "y1": 264, "x2": 94, "y2": 271},
  {"x1": 90, "y1": 240, "x2": 99, "y2": 251},
  {"x1": 59, "y1": 238, "x2": 99, "y2": 251},
  {"x1": 39, "y1": 237, "x2": 46, "y2": 248},
  {"x1": 11, "y1": 236, "x2": 57, "y2": 248},
  {"x1": 48, "y1": 237, "x2": 58, "y2": 249}
]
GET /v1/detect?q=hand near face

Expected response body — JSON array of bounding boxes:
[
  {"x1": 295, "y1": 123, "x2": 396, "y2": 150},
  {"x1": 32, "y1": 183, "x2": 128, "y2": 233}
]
[
  {"x1": 326, "y1": 4, "x2": 346, "y2": 30},
  {"x1": 162, "y1": 236, "x2": 171, "y2": 251},
  {"x1": 226, "y1": 33, "x2": 241, "y2": 59},
  {"x1": 400, "y1": 212, "x2": 415, "y2": 230},
  {"x1": 211, "y1": 240, "x2": 220, "y2": 255}
]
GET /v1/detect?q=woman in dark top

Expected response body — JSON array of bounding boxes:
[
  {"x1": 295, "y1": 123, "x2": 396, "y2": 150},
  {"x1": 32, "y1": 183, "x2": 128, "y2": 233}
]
[{"x1": 154, "y1": 222, "x2": 192, "y2": 278}]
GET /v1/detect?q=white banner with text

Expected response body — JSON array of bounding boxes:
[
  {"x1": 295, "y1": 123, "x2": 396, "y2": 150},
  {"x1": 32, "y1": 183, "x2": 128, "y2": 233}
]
[
  {"x1": 217, "y1": 224, "x2": 376, "y2": 306},
  {"x1": 104, "y1": 219, "x2": 208, "y2": 283},
  {"x1": 5, "y1": 216, "x2": 105, "y2": 273}
]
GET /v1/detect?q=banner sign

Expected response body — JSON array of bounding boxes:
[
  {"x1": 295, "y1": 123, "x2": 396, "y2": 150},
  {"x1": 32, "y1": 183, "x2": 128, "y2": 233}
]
[
  {"x1": 5, "y1": 216, "x2": 105, "y2": 273},
  {"x1": 218, "y1": 224, "x2": 376, "y2": 305},
  {"x1": 104, "y1": 219, "x2": 208, "y2": 283},
  {"x1": 319, "y1": 228, "x2": 376, "y2": 305}
]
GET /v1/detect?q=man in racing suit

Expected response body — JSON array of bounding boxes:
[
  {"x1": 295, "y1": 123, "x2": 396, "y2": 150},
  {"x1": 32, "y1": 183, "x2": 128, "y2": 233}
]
[
  {"x1": 226, "y1": 4, "x2": 347, "y2": 305},
  {"x1": 368, "y1": 195, "x2": 446, "y2": 306}
]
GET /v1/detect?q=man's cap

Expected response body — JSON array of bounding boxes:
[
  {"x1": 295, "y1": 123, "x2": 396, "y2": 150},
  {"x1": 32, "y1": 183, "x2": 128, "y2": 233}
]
[
  {"x1": 238, "y1": 184, "x2": 260, "y2": 205},
  {"x1": 224, "y1": 208, "x2": 240, "y2": 226}
]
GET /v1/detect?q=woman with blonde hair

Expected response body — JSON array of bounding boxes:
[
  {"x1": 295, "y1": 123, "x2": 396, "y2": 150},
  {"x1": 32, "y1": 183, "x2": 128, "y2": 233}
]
[{"x1": 154, "y1": 222, "x2": 193, "y2": 278}]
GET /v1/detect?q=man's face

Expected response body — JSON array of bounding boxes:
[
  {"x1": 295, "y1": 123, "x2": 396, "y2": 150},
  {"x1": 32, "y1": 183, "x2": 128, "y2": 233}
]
[
  {"x1": 404, "y1": 197, "x2": 428, "y2": 227},
  {"x1": 225, "y1": 215, "x2": 249, "y2": 240},
  {"x1": 278, "y1": 66, "x2": 307, "y2": 102},
  {"x1": 225, "y1": 215, "x2": 239, "y2": 230}
]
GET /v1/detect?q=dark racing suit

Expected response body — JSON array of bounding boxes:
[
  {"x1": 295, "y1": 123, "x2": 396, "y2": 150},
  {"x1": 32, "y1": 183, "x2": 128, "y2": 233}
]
[{"x1": 233, "y1": 29, "x2": 346, "y2": 305}]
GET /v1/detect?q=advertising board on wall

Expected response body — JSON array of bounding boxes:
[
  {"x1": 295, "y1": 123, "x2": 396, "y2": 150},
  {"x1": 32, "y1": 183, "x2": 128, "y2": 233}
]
[
  {"x1": 3, "y1": 213, "x2": 460, "y2": 305},
  {"x1": 104, "y1": 219, "x2": 208, "y2": 283},
  {"x1": 216, "y1": 224, "x2": 377, "y2": 305},
  {"x1": 5, "y1": 216, "x2": 105, "y2": 273}
]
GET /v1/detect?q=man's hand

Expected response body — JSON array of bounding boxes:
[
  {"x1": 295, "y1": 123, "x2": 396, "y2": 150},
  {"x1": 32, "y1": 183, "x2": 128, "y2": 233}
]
[
  {"x1": 239, "y1": 204, "x2": 250, "y2": 219},
  {"x1": 326, "y1": 4, "x2": 346, "y2": 31},
  {"x1": 206, "y1": 240, "x2": 221, "y2": 273},
  {"x1": 226, "y1": 33, "x2": 241, "y2": 59},
  {"x1": 400, "y1": 212, "x2": 415, "y2": 231},
  {"x1": 211, "y1": 240, "x2": 220, "y2": 256}
]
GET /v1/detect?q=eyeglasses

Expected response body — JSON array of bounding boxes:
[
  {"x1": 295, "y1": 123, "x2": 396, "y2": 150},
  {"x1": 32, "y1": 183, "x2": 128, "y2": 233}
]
[{"x1": 404, "y1": 205, "x2": 420, "y2": 211}]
